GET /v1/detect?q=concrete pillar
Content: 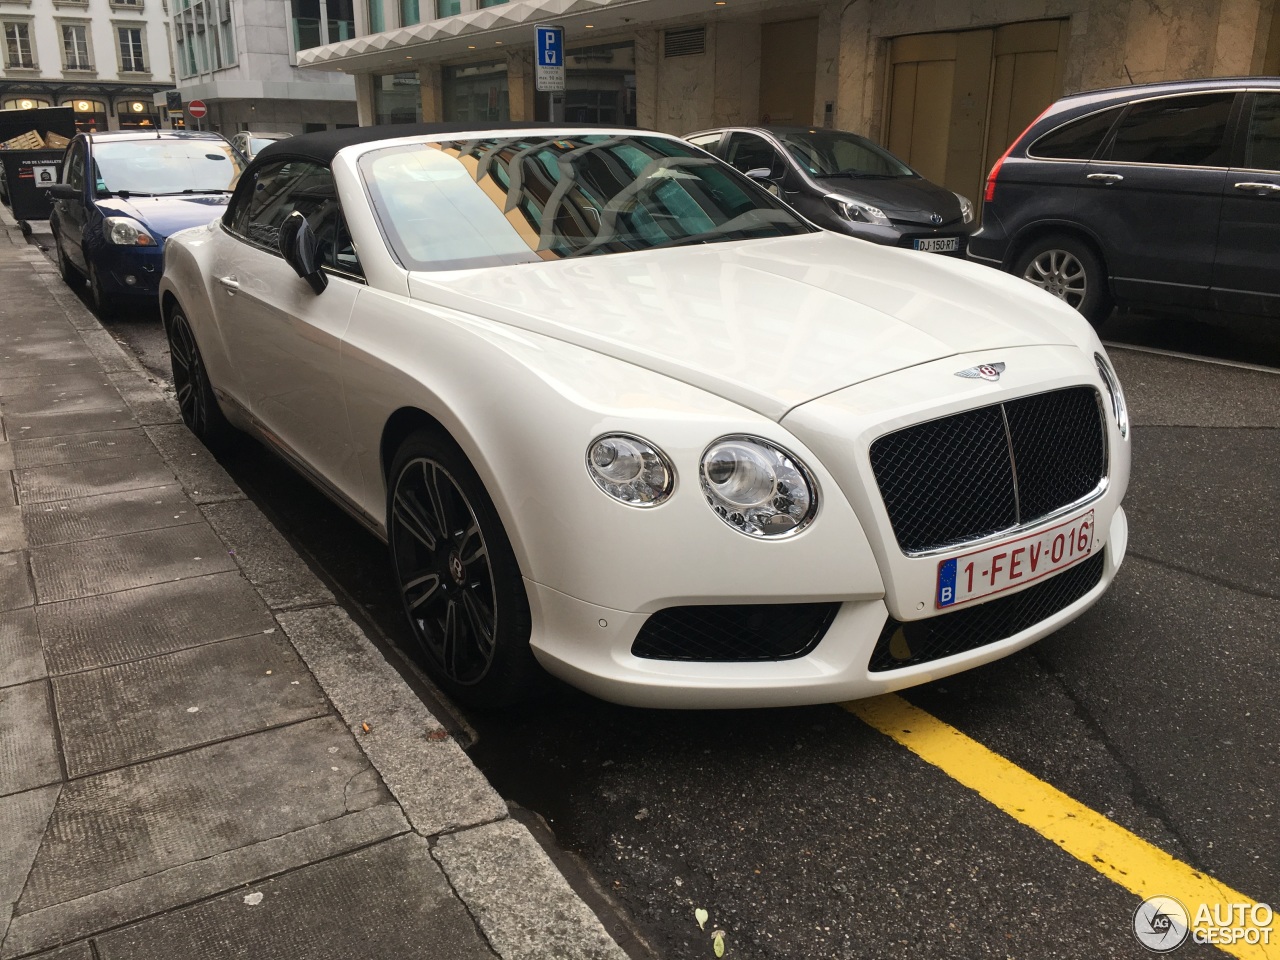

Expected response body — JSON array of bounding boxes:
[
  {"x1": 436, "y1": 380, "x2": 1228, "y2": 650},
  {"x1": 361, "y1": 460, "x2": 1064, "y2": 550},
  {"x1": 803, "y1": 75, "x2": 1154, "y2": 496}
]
[
  {"x1": 355, "y1": 73, "x2": 376, "y2": 126},
  {"x1": 507, "y1": 48, "x2": 535, "y2": 121},
  {"x1": 419, "y1": 62, "x2": 443, "y2": 121},
  {"x1": 634, "y1": 29, "x2": 659, "y2": 129}
]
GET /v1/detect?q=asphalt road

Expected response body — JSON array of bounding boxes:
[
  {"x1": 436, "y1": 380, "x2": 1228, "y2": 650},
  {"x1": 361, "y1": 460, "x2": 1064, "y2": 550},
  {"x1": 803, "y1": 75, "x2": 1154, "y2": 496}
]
[{"x1": 32, "y1": 231, "x2": 1280, "y2": 959}]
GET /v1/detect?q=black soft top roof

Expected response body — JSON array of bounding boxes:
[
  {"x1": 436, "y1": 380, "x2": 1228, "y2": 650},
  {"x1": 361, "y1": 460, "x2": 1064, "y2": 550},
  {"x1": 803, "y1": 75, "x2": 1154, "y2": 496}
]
[{"x1": 252, "y1": 121, "x2": 600, "y2": 166}]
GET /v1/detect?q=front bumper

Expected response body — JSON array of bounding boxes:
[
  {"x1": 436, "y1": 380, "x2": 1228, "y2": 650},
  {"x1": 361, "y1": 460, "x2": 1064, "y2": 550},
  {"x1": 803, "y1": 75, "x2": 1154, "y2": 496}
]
[{"x1": 526, "y1": 345, "x2": 1131, "y2": 709}]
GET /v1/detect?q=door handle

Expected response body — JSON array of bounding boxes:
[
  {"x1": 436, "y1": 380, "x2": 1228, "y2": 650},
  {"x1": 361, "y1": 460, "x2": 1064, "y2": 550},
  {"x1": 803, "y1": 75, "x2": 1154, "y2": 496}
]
[
  {"x1": 217, "y1": 275, "x2": 240, "y2": 291},
  {"x1": 1086, "y1": 173, "x2": 1124, "y2": 184},
  {"x1": 1233, "y1": 182, "x2": 1280, "y2": 193}
]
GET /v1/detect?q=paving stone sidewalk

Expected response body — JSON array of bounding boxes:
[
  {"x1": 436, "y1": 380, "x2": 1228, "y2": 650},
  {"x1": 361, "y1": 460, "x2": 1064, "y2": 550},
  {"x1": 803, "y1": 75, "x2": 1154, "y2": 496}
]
[{"x1": 0, "y1": 208, "x2": 628, "y2": 960}]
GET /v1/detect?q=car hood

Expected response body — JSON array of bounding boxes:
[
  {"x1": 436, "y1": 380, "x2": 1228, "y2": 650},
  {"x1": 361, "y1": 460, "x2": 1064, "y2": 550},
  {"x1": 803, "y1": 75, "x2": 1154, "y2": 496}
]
[
  {"x1": 815, "y1": 175, "x2": 964, "y2": 227},
  {"x1": 94, "y1": 194, "x2": 230, "y2": 241},
  {"x1": 407, "y1": 232, "x2": 1093, "y2": 422}
]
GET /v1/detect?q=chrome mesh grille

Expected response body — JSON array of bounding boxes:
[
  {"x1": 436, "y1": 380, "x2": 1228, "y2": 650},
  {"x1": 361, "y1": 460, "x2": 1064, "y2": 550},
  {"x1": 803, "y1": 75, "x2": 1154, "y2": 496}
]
[{"x1": 869, "y1": 387, "x2": 1106, "y2": 554}]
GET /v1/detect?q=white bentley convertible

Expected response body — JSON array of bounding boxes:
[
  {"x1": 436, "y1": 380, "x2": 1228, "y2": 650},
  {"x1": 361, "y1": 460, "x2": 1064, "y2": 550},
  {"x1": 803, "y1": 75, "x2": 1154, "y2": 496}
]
[{"x1": 160, "y1": 124, "x2": 1130, "y2": 709}]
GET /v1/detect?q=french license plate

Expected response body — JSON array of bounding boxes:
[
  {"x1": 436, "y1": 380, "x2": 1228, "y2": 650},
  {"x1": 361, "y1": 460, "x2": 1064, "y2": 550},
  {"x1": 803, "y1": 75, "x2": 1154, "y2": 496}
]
[
  {"x1": 936, "y1": 511, "x2": 1095, "y2": 609},
  {"x1": 914, "y1": 237, "x2": 960, "y2": 253}
]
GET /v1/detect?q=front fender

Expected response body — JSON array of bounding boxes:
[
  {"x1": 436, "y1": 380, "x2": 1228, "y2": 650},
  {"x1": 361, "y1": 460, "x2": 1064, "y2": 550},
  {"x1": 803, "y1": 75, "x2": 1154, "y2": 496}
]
[{"x1": 341, "y1": 286, "x2": 885, "y2": 613}]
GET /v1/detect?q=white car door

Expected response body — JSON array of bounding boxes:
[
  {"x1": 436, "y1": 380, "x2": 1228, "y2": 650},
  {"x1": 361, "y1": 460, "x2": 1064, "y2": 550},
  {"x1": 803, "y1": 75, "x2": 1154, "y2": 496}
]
[{"x1": 210, "y1": 158, "x2": 364, "y2": 499}]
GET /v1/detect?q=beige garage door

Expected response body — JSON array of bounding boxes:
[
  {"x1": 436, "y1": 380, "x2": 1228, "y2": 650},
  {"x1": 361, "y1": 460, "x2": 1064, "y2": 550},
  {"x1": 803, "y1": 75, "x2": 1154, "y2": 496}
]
[
  {"x1": 886, "y1": 19, "x2": 1069, "y2": 204},
  {"x1": 759, "y1": 18, "x2": 819, "y2": 126}
]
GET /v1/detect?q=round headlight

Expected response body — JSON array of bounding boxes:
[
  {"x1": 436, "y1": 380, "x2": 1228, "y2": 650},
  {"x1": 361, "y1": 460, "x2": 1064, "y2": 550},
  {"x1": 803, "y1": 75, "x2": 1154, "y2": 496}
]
[
  {"x1": 1095, "y1": 353, "x2": 1128, "y2": 439},
  {"x1": 104, "y1": 216, "x2": 156, "y2": 247},
  {"x1": 700, "y1": 436, "x2": 817, "y2": 538},
  {"x1": 586, "y1": 434, "x2": 674, "y2": 507}
]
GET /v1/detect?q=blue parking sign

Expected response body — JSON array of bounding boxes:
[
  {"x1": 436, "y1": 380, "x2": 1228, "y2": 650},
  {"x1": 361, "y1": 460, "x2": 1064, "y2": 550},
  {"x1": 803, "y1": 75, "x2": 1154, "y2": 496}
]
[{"x1": 536, "y1": 25, "x2": 563, "y2": 67}]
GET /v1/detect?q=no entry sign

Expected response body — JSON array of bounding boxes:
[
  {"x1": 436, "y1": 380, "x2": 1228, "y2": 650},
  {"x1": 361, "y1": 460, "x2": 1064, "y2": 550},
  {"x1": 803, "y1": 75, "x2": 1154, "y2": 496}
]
[{"x1": 187, "y1": 99, "x2": 207, "y2": 119}]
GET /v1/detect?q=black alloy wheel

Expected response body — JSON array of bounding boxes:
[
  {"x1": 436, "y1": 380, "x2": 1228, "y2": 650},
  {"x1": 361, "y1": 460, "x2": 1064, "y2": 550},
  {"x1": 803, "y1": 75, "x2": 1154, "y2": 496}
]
[
  {"x1": 1013, "y1": 233, "x2": 1113, "y2": 328},
  {"x1": 388, "y1": 431, "x2": 538, "y2": 708},
  {"x1": 166, "y1": 305, "x2": 236, "y2": 450}
]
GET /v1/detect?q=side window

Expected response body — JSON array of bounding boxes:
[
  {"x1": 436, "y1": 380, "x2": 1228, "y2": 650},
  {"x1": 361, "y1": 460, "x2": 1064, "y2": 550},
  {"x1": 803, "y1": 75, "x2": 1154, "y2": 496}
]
[
  {"x1": 687, "y1": 132, "x2": 724, "y2": 155},
  {"x1": 1105, "y1": 93, "x2": 1235, "y2": 167},
  {"x1": 724, "y1": 133, "x2": 784, "y2": 178},
  {"x1": 1028, "y1": 107, "x2": 1123, "y2": 160},
  {"x1": 64, "y1": 143, "x2": 85, "y2": 190},
  {"x1": 228, "y1": 159, "x2": 363, "y2": 278},
  {"x1": 1243, "y1": 93, "x2": 1280, "y2": 172}
]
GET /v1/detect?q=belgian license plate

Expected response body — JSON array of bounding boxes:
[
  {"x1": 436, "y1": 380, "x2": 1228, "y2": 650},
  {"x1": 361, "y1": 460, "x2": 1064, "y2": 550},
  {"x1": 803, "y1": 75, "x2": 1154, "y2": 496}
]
[
  {"x1": 936, "y1": 511, "x2": 1095, "y2": 609},
  {"x1": 914, "y1": 237, "x2": 960, "y2": 253}
]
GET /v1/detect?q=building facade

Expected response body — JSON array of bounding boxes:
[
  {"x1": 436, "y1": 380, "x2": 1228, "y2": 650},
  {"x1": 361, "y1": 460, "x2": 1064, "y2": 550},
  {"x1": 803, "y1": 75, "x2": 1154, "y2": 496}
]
[
  {"x1": 165, "y1": 0, "x2": 358, "y2": 135},
  {"x1": 294, "y1": 0, "x2": 1280, "y2": 204},
  {"x1": 0, "y1": 0, "x2": 173, "y2": 132}
]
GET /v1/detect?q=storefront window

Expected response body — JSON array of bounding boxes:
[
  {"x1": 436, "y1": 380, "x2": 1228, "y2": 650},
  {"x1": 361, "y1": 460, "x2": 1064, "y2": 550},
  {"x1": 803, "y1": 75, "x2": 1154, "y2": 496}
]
[
  {"x1": 537, "y1": 42, "x2": 636, "y2": 126},
  {"x1": 117, "y1": 99, "x2": 160, "y2": 130},
  {"x1": 374, "y1": 71, "x2": 422, "y2": 124},
  {"x1": 64, "y1": 98, "x2": 108, "y2": 133},
  {"x1": 442, "y1": 60, "x2": 509, "y2": 122}
]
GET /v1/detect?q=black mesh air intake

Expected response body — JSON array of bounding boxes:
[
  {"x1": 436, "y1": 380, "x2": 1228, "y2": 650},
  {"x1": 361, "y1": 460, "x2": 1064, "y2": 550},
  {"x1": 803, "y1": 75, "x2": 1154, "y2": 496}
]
[
  {"x1": 869, "y1": 551, "x2": 1105, "y2": 672},
  {"x1": 869, "y1": 387, "x2": 1106, "y2": 554},
  {"x1": 631, "y1": 603, "x2": 840, "y2": 662}
]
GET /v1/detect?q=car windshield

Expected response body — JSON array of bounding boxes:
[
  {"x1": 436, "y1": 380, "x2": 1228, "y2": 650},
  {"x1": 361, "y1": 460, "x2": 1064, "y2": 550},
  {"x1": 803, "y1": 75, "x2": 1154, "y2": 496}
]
[
  {"x1": 92, "y1": 139, "x2": 244, "y2": 196},
  {"x1": 359, "y1": 133, "x2": 814, "y2": 271},
  {"x1": 777, "y1": 130, "x2": 916, "y2": 179}
]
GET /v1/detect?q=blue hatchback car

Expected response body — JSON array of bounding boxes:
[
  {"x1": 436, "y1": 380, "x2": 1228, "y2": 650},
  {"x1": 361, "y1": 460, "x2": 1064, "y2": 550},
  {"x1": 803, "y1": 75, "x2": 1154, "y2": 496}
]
[{"x1": 49, "y1": 130, "x2": 245, "y2": 316}]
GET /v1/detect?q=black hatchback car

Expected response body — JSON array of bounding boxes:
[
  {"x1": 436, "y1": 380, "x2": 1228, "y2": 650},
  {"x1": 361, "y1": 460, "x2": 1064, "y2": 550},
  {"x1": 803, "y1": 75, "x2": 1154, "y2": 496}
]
[
  {"x1": 970, "y1": 77, "x2": 1280, "y2": 325},
  {"x1": 686, "y1": 126, "x2": 975, "y2": 255}
]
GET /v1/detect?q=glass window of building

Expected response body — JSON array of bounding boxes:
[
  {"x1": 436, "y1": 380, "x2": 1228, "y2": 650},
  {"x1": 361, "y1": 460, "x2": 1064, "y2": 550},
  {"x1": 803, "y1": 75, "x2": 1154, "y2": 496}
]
[
  {"x1": 536, "y1": 42, "x2": 636, "y2": 126},
  {"x1": 374, "y1": 72, "x2": 422, "y2": 124},
  {"x1": 443, "y1": 60, "x2": 509, "y2": 122},
  {"x1": 399, "y1": 0, "x2": 419, "y2": 27},
  {"x1": 435, "y1": 0, "x2": 459, "y2": 16},
  {"x1": 367, "y1": 0, "x2": 384, "y2": 33},
  {"x1": 4, "y1": 23, "x2": 36, "y2": 69},
  {"x1": 65, "y1": 98, "x2": 108, "y2": 133},
  {"x1": 118, "y1": 26, "x2": 146, "y2": 72},
  {"x1": 478, "y1": 0, "x2": 507, "y2": 7},
  {"x1": 292, "y1": 0, "x2": 322, "y2": 51},
  {"x1": 61, "y1": 24, "x2": 92, "y2": 70},
  {"x1": 327, "y1": 0, "x2": 355, "y2": 42}
]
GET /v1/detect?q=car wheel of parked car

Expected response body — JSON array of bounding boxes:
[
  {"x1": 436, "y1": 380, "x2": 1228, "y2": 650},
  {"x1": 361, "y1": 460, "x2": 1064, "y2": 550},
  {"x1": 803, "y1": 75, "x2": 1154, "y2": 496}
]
[
  {"x1": 388, "y1": 430, "x2": 539, "y2": 709},
  {"x1": 1013, "y1": 234, "x2": 1113, "y2": 327},
  {"x1": 166, "y1": 304, "x2": 237, "y2": 450},
  {"x1": 87, "y1": 264, "x2": 119, "y2": 320},
  {"x1": 53, "y1": 232, "x2": 82, "y2": 287}
]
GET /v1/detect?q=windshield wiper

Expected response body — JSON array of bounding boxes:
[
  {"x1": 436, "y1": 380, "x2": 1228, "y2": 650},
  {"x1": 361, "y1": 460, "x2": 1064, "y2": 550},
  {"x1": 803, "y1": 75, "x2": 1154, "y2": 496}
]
[
  {"x1": 179, "y1": 188, "x2": 234, "y2": 194},
  {"x1": 105, "y1": 190, "x2": 159, "y2": 198}
]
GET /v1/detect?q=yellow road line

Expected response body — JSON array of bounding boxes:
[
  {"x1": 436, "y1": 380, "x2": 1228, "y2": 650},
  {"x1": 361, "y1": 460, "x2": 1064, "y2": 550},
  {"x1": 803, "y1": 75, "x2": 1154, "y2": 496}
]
[{"x1": 845, "y1": 694, "x2": 1277, "y2": 960}]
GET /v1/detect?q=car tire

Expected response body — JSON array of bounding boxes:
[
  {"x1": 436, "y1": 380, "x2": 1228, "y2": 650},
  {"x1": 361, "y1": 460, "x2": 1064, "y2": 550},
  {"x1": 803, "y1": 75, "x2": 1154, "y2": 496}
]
[
  {"x1": 166, "y1": 303, "x2": 237, "y2": 451},
  {"x1": 87, "y1": 263, "x2": 119, "y2": 320},
  {"x1": 1013, "y1": 234, "x2": 1113, "y2": 327},
  {"x1": 53, "y1": 232, "x2": 82, "y2": 287},
  {"x1": 387, "y1": 429, "x2": 541, "y2": 709}
]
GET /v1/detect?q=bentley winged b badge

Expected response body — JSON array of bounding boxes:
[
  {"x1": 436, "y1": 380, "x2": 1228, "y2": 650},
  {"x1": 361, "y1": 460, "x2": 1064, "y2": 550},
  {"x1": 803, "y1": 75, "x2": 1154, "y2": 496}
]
[{"x1": 954, "y1": 362, "x2": 1006, "y2": 382}]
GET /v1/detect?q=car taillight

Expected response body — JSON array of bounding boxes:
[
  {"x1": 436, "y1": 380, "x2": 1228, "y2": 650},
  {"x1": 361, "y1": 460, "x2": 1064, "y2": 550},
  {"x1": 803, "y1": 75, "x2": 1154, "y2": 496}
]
[{"x1": 984, "y1": 105, "x2": 1053, "y2": 204}]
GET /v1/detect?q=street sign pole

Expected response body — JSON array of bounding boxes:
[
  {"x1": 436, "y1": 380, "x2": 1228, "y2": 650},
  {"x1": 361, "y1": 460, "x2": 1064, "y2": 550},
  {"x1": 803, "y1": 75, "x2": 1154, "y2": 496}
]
[{"x1": 534, "y1": 24, "x2": 565, "y2": 121}]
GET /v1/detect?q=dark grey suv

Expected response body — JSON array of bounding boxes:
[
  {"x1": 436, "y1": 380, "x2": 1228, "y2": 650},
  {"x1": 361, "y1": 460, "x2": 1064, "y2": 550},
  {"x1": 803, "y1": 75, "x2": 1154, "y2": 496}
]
[{"x1": 969, "y1": 77, "x2": 1280, "y2": 325}]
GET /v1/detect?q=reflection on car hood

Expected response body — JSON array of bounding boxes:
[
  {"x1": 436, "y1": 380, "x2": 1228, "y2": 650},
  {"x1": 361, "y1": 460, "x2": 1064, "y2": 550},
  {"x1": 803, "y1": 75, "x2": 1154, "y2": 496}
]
[
  {"x1": 94, "y1": 194, "x2": 230, "y2": 241},
  {"x1": 815, "y1": 175, "x2": 964, "y2": 227},
  {"x1": 407, "y1": 232, "x2": 1090, "y2": 421}
]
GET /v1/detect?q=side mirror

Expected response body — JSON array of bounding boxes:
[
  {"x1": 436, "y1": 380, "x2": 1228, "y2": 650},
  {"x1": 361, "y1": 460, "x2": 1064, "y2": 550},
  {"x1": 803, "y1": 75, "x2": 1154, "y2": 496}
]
[
  {"x1": 278, "y1": 210, "x2": 327, "y2": 294},
  {"x1": 48, "y1": 183, "x2": 80, "y2": 201},
  {"x1": 744, "y1": 167, "x2": 781, "y2": 197}
]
